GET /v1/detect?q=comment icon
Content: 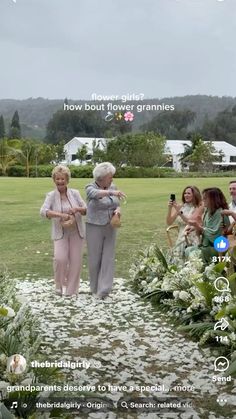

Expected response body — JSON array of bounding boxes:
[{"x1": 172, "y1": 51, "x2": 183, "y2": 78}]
[{"x1": 214, "y1": 277, "x2": 230, "y2": 292}]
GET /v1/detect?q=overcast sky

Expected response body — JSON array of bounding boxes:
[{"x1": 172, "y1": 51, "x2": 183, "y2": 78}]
[{"x1": 0, "y1": 0, "x2": 235, "y2": 100}]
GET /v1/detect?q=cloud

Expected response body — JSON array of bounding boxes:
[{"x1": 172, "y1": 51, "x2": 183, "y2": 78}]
[{"x1": 0, "y1": 0, "x2": 236, "y2": 98}]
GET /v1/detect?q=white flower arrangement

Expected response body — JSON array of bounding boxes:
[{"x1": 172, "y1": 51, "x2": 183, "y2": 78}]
[{"x1": 179, "y1": 291, "x2": 190, "y2": 302}]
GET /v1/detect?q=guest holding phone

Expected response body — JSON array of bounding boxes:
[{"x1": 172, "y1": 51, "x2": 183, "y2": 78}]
[{"x1": 166, "y1": 186, "x2": 203, "y2": 261}]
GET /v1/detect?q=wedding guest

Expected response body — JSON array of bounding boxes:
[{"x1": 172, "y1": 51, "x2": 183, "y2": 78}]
[
  {"x1": 40, "y1": 165, "x2": 86, "y2": 296},
  {"x1": 187, "y1": 187, "x2": 230, "y2": 263},
  {"x1": 166, "y1": 186, "x2": 203, "y2": 261},
  {"x1": 228, "y1": 180, "x2": 236, "y2": 224},
  {"x1": 86, "y1": 162, "x2": 126, "y2": 300}
]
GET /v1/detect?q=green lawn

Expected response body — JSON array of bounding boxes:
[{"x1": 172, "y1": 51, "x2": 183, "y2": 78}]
[{"x1": 0, "y1": 177, "x2": 233, "y2": 279}]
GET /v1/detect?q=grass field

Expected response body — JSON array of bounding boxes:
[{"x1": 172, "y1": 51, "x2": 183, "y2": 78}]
[{"x1": 0, "y1": 177, "x2": 233, "y2": 279}]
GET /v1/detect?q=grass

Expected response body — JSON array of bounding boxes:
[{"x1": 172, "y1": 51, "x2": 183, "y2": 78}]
[{"x1": 0, "y1": 176, "x2": 233, "y2": 279}]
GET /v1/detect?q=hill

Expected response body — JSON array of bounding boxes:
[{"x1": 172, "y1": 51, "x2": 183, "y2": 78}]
[{"x1": 0, "y1": 95, "x2": 236, "y2": 139}]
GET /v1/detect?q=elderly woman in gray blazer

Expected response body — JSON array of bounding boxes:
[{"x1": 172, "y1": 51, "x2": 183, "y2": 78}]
[
  {"x1": 40, "y1": 165, "x2": 86, "y2": 297},
  {"x1": 86, "y1": 162, "x2": 126, "y2": 299}
]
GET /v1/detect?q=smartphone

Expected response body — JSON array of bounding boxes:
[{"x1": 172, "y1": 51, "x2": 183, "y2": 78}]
[{"x1": 170, "y1": 193, "x2": 176, "y2": 201}]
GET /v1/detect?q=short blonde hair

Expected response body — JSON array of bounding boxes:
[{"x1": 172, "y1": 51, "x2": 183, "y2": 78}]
[
  {"x1": 52, "y1": 165, "x2": 71, "y2": 182},
  {"x1": 93, "y1": 162, "x2": 116, "y2": 181}
]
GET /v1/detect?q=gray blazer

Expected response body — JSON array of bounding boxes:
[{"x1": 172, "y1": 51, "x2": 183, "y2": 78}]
[
  {"x1": 40, "y1": 188, "x2": 86, "y2": 240},
  {"x1": 86, "y1": 182, "x2": 120, "y2": 225}
]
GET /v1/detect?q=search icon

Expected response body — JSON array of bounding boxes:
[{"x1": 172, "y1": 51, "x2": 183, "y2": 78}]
[
  {"x1": 121, "y1": 401, "x2": 128, "y2": 409},
  {"x1": 214, "y1": 277, "x2": 230, "y2": 292}
]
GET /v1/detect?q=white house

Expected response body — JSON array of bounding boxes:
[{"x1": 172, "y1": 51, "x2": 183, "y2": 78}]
[
  {"x1": 165, "y1": 140, "x2": 236, "y2": 172},
  {"x1": 64, "y1": 137, "x2": 106, "y2": 165},
  {"x1": 63, "y1": 137, "x2": 236, "y2": 171}
]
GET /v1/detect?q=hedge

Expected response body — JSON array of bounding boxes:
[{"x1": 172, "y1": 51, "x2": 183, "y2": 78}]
[{"x1": 2, "y1": 164, "x2": 236, "y2": 178}]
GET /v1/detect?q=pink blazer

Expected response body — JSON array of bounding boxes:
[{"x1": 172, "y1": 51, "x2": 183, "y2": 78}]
[{"x1": 40, "y1": 188, "x2": 86, "y2": 240}]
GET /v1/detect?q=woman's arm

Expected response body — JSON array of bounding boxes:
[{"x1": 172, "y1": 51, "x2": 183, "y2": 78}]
[
  {"x1": 202, "y1": 210, "x2": 226, "y2": 242},
  {"x1": 166, "y1": 201, "x2": 179, "y2": 225},
  {"x1": 86, "y1": 184, "x2": 126, "y2": 200},
  {"x1": 69, "y1": 190, "x2": 87, "y2": 216},
  {"x1": 221, "y1": 209, "x2": 236, "y2": 221},
  {"x1": 46, "y1": 210, "x2": 70, "y2": 221},
  {"x1": 40, "y1": 192, "x2": 70, "y2": 220},
  {"x1": 173, "y1": 205, "x2": 204, "y2": 228}
]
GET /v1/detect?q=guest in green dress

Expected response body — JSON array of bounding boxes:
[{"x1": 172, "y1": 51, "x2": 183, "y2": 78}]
[{"x1": 187, "y1": 188, "x2": 230, "y2": 264}]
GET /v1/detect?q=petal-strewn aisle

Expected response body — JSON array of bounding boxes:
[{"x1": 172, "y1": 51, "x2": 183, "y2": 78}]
[{"x1": 16, "y1": 277, "x2": 236, "y2": 419}]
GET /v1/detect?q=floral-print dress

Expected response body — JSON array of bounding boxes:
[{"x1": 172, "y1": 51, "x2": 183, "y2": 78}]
[{"x1": 171, "y1": 203, "x2": 200, "y2": 263}]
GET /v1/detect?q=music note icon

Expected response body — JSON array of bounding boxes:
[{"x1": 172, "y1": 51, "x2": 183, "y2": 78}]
[{"x1": 11, "y1": 401, "x2": 18, "y2": 409}]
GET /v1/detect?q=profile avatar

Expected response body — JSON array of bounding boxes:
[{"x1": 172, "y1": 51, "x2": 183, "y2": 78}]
[{"x1": 7, "y1": 354, "x2": 26, "y2": 374}]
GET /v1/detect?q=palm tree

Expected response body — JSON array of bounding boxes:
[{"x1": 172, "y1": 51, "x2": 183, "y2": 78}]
[
  {"x1": 0, "y1": 138, "x2": 19, "y2": 175},
  {"x1": 180, "y1": 133, "x2": 202, "y2": 163}
]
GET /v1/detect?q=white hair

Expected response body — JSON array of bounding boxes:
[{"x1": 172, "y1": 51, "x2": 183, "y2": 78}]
[{"x1": 93, "y1": 162, "x2": 116, "y2": 181}]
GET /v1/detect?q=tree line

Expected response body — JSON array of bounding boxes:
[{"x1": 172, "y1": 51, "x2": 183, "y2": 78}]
[{"x1": 0, "y1": 101, "x2": 231, "y2": 175}]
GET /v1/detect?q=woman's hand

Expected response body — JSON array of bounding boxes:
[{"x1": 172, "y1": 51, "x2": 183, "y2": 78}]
[
  {"x1": 114, "y1": 208, "x2": 121, "y2": 217},
  {"x1": 68, "y1": 208, "x2": 77, "y2": 215},
  {"x1": 61, "y1": 213, "x2": 70, "y2": 221},
  {"x1": 184, "y1": 225, "x2": 194, "y2": 235},
  {"x1": 188, "y1": 219, "x2": 203, "y2": 233},
  {"x1": 69, "y1": 207, "x2": 87, "y2": 216},
  {"x1": 112, "y1": 190, "x2": 126, "y2": 200},
  {"x1": 76, "y1": 207, "x2": 87, "y2": 216},
  {"x1": 172, "y1": 201, "x2": 182, "y2": 212}
]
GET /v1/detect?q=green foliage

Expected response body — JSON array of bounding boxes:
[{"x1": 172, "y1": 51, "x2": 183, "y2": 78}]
[
  {"x1": 201, "y1": 106, "x2": 236, "y2": 146},
  {"x1": 130, "y1": 241, "x2": 236, "y2": 375},
  {"x1": 178, "y1": 322, "x2": 215, "y2": 338},
  {"x1": 7, "y1": 165, "x2": 27, "y2": 176},
  {"x1": 76, "y1": 144, "x2": 88, "y2": 163},
  {"x1": 153, "y1": 244, "x2": 169, "y2": 271},
  {"x1": 141, "y1": 109, "x2": 196, "y2": 139},
  {"x1": 7, "y1": 391, "x2": 39, "y2": 419},
  {"x1": 69, "y1": 165, "x2": 93, "y2": 178},
  {"x1": 0, "y1": 114, "x2": 5, "y2": 138},
  {"x1": 225, "y1": 350, "x2": 236, "y2": 376},
  {"x1": 0, "y1": 332, "x2": 21, "y2": 356},
  {"x1": 15, "y1": 138, "x2": 40, "y2": 177},
  {"x1": 103, "y1": 113, "x2": 132, "y2": 137},
  {"x1": 2, "y1": 96, "x2": 236, "y2": 140},
  {"x1": 116, "y1": 166, "x2": 174, "y2": 178},
  {"x1": 187, "y1": 140, "x2": 218, "y2": 172},
  {"x1": 181, "y1": 134, "x2": 219, "y2": 172},
  {"x1": 46, "y1": 109, "x2": 106, "y2": 144},
  {"x1": 193, "y1": 281, "x2": 217, "y2": 308},
  {"x1": 106, "y1": 132, "x2": 166, "y2": 167},
  {"x1": 0, "y1": 138, "x2": 19, "y2": 175},
  {"x1": 228, "y1": 272, "x2": 236, "y2": 296},
  {"x1": 9, "y1": 110, "x2": 21, "y2": 139}
]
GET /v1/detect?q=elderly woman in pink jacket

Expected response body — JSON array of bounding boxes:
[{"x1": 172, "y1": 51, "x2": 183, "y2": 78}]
[{"x1": 40, "y1": 165, "x2": 86, "y2": 297}]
